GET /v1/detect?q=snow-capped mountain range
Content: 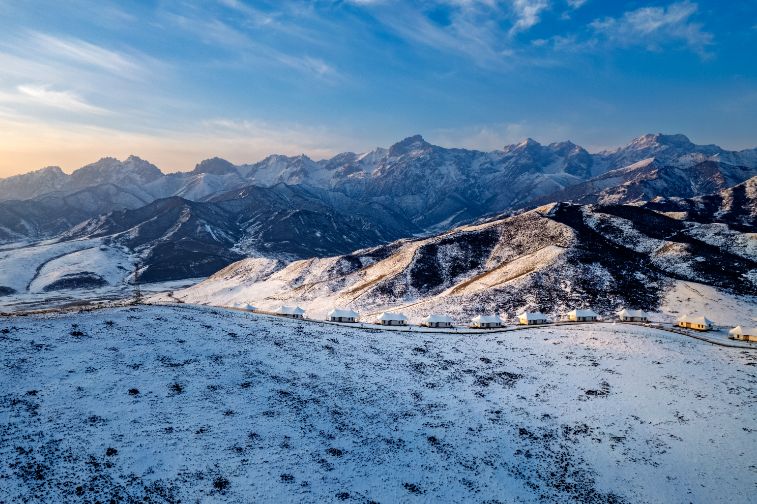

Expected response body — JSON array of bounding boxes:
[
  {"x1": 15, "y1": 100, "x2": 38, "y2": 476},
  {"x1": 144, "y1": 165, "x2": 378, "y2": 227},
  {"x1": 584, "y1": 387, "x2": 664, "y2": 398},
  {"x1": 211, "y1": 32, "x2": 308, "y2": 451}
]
[
  {"x1": 1, "y1": 132, "x2": 757, "y2": 301},
  {"x1": 2, "y1": 133, "x2": 756, "y2": 243}
]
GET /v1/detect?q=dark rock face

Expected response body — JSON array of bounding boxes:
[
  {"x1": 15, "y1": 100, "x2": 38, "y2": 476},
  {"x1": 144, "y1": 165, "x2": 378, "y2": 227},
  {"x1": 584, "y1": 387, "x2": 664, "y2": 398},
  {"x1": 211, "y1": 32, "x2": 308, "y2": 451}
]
[
  {"x1": 42, "y1": 272, "x2": 108, "y2": 291},
  {"x1": 550, "y1": 141, "x2": 594, "y2": 178},
  {"x1": 0, "y1": 286, "x2": 17, "y2": 296}
]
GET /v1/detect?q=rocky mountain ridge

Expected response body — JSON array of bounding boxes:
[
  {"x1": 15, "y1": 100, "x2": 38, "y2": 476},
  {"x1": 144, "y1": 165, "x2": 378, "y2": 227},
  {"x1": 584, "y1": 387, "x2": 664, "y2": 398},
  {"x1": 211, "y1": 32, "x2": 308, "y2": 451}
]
[
  {"x1": 163, "y1": 178, "x2": 757, "y2": 320},
  {"x1": 523, "y1": 158, "x2": 757, "y2": 209},
  {"x1": 3, "y1": 133, "x2": 755, "y2": 243}
]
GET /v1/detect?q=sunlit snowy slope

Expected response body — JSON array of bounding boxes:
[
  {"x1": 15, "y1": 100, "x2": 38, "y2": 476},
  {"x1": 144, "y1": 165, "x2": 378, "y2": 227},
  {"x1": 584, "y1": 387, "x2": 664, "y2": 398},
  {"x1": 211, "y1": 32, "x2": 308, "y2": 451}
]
[
  {"x1": 162, "y1": 199, "x2": 757, "y2": 323},
  {"x1": 1, "y1": 305, "x2": 755, "y2": 503}
]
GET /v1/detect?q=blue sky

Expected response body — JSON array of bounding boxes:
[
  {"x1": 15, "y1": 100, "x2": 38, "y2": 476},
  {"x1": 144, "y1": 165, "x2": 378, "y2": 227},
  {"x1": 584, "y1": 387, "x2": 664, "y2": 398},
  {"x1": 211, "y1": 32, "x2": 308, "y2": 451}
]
[{"x1": 0, "y1": 0, "x2": 755, "y2": 176}]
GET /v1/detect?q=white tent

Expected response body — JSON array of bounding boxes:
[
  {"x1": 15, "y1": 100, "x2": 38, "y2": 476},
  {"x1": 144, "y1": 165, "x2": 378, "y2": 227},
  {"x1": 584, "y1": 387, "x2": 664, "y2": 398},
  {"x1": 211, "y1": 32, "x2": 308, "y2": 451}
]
[
  {"x1": 677, "y1": 314, "x2": 713, "y2": 331},
  {"x1": 327, "y1": 309, "x2": 359, "y2": 322},
  {"x1": 568, "y1": 309, "x2": 598, "y2": 322},
  {"x1": 729, "y1": 326, "x2": 757, "y2": 342},
  {"x1": 517, "y1": 312, "x2": 548, "y2": 325},
  {"x1": 244, "y1": 304, "x2": 256, "y2": 311},
  {"x1": 275, "y1": 306, "x2": 306, "y2": 319},
  {"x1": 422, "y1": 314, "x2": 454, "y2": 328},
  {"x1": 617, "y1": 309, "x2": 648, "y2": 322},
  {"x1": 377, "y1": 312, "x2": 407, "y2": 326},
  {"x1": 472, "y1": 315, "x2": 504, "y2": 328}
]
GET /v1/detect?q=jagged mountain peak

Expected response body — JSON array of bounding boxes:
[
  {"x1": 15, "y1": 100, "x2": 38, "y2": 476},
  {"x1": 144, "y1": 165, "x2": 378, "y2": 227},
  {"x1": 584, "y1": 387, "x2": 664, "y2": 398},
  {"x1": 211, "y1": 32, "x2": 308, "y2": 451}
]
[
  {"x1": 292, "y1": 153, "x2": 314, "y2": 163},
  {"x1": 191, "y1": 157, "x2": 238, "y2": 176},
  {"x1": 0, "y1": 165, "x2": 70, "y2": 202},
  {"x1": 70, "y1": 156, "x2": 163, "y2": 186},
  {"x1": 628, "y1": 133, "x2": 693, "y2": 148},
  {"x1": 621, "y1": 133, "x2": 723, "y2": 158},
  {"x1": 501, "y1": 138, "x2": 543, "y2": 154},
  {"x1": 387, "y1": 134, "x2": 432, "y2": 157},
  {"x1": 548, "y1": 140, "x2": 576, "y2": 148},
  {"x1": 321, "y1": 152, "x2": 358, "y2": 171},
  {"x1": 38, "y1": 165, "x2": 66, "y2": 175},
  {"x1": 125, "y1": 154, "x2": 147, "y2": 163},
  {"x1": 520, "y1": 138, "x2": 541, "y2": 147}
]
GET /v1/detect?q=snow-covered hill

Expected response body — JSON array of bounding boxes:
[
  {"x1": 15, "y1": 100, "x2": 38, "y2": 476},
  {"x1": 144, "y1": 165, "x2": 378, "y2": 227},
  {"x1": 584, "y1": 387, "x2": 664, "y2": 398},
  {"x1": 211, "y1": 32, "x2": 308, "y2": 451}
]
[
  {"x1": 162, "y1": 198, "x2": 757, "y2": 322},
  {"x1": 1, "y1": 305, "x2": 755, "y2": 502}
]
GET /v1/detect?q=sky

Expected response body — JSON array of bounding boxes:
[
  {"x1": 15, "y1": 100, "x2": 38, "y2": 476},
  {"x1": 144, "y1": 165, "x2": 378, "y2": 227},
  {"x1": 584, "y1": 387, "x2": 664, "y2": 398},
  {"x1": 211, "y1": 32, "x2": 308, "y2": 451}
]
[{"x1": 0, "y1": 0, "x2": 755, "y2": 177}]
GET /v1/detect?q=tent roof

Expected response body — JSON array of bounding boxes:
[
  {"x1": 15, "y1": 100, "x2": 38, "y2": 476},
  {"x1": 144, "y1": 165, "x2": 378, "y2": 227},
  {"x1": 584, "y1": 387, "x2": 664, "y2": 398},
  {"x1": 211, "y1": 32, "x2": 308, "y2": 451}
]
[
  {"x1": 729, "y1": 326, "x2": 757, "y2": 335},
  {"x1": 423, "y1": 314, "x2": 454, "y2": 323},
  {"x1": 472, "y1": 315, "x2": 504, "y2": 323},
  {"x1": 568, "y1": 309, "x2": 598, "y2": 317},
  {"x1": 276, "y1": 306, "x2": 305, "y2": 315},
  {"x1": 678, "y1": 314, "x2": 713, "y2": 325},
  {"x1": 618, "y1": 309, "x2": 648, "y2": 317},
  {"x1": 517, "y1": 312, "x2": 547, "y2": 320},
  {"x1": 244, "y1": 304, "x2": 256, "y2": 310},
  {"x1": 377, "y1": 312, "x2": 407, "y2": 321},
  {"x1": 328, "y1": 309, "x2": 359, "y2": 318}
]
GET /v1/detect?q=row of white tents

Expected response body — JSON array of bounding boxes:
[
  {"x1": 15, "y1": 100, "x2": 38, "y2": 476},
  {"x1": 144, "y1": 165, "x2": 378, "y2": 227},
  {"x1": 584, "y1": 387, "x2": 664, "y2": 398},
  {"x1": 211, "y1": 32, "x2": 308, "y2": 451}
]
[
  {"x1": 230, "y1": 303, "x2": 755, "y2": 341},
  {"x1": 256, "y1": 306, "x2": 607, "y2": 327}
]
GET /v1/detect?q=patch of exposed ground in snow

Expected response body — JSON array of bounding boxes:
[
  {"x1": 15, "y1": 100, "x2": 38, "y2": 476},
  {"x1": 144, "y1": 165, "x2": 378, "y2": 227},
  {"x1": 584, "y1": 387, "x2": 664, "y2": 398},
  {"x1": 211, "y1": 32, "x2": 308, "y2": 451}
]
[{"x1": 1, "y1": 306, "x2": 755, "y2": 503}]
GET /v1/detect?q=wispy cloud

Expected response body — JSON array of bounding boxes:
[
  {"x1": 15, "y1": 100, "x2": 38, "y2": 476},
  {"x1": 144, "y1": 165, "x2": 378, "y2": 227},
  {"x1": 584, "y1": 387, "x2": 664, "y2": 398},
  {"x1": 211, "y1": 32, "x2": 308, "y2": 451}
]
[
  {"x1": 277, "y1": 55, "x2": 339, "y2": 78},
  {"x1": 358, "y1": 1, "x2": 509, "y2": 66},
  {"x1": 15, "y1": 85, "x2": 111, "y2": 114},
  {"x1": 216, "y1": 0, "x2": 276, "y2": 27},
  {"x1": 167, "y1": 13, "x2": 343, "y2": 80},
  {"x1": 27, "y1": 32, "x2": 142, "y2": 76},
  {"x1": 566, "y1": 0, "x2": 587, "y2": 8},
  {"x1": 510, "y1": 0, "x2": 550, "y2": 34},
  {"x1": 590, "y1": 1, "x2": 713, "y2": 56}
]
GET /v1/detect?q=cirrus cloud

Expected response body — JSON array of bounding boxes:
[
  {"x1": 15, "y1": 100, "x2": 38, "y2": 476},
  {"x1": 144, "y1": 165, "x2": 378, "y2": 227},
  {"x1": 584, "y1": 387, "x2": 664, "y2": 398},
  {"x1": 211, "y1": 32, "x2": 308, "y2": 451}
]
[
  {"x1": 590, "y1": 1, "x2": 714, "y2": 56},
  {"x1": 11, "y1": 85, "x2": 112, "y2": 115}
]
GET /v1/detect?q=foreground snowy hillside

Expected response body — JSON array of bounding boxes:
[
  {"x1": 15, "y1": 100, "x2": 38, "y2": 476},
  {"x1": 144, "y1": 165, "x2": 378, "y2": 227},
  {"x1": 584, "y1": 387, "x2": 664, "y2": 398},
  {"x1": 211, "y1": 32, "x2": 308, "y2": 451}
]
[{"x1": 1, "y1": 305, "x2": 755, "y2": 503}]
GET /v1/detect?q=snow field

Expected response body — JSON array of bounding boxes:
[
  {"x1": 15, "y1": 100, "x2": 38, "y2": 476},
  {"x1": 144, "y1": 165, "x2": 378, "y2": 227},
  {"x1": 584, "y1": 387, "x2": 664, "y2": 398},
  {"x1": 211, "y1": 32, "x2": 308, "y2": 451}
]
[{"x1": 1, "y1": 307, "x2": 755, "y2": 503}]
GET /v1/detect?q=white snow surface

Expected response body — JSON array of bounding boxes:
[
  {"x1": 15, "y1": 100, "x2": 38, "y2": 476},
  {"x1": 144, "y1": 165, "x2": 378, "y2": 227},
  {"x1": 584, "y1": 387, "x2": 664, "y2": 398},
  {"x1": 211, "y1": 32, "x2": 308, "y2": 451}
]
[
  {"x1": 1, "y1": 305, "x2": 755, "y2": 503},
  {"x1": 0, "y1": 238, "x2": 120, "y2": 293},
  {"x1": 655, "y1": 280, "x2": 757, "y2": 327}
]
